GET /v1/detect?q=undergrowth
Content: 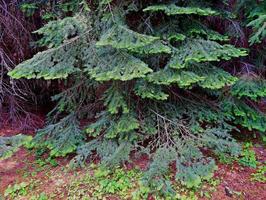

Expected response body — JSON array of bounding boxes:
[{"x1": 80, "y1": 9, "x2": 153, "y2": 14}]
[
  {"x1": 251, "y1": 164, "x2": 266, "y2": 183},
  {"x1": 4, "y1": 162, "x2": 223, "y2": 200},
  {"x1": 238, "y1": 142, "x2": 258, "y2": 168}
]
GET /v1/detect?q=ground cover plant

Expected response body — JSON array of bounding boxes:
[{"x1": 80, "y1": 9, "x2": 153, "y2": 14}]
[
  {"x1": 0, "y1": 137, "x2": 265, "y2": 199},
  {"x1": 1, "y1": 0, "x2": 266, "y2": 198}
]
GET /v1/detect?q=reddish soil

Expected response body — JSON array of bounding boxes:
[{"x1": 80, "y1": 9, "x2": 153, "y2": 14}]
[
  {"x1": 0, "y1": 128, "x2": 34, "y2": 137},
  {"x1": 1, "y1": 128, "x2": 266, "y2": 200},
  {"x1": 0, "y1": 129, "x2": 31, "y2": 194},
  {"x1": 0, "y1": 148, "x2": 31, "y2": 194},
  {"x1": 208, "y1": 164, "x2": 266, "y2": 200},
  {"x1": 0, "y1": 128, "x2": 80, "y2": 199},
  {"x1": 202, "y1": 144, "x2": 266, "y2": 200}
]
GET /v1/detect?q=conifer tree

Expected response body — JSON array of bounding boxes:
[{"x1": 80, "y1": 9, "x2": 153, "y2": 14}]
[{"x1": 7, "y1": 0, "x2": 266, "y2": 192}]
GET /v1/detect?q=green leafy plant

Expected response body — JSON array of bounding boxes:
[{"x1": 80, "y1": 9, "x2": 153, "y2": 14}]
[
  {"x1": 20, "y1": 3, "x2": 38, "y2": 17},
  {"x1": 95, "y1": 167, "x2": 134, "y2": 194},
  {"x1": 217, "y1": 153, "x2": 236, "y2": 164},
  {"x1": 68, "y1": 166, "x2": 141, "y2": 199},
  {"x1": 238, "y1": 142, "x2": 258, "y2": 168},
  {"x1": 251, "y1": 164, "x2": 266, "y2": 183},
  {"x1": 30, "y1": 192, "x2": 49, "y2": 200},
  {"x1": 0, "y1": 134, "x2": 32, "y2": 160},
  {"x1": 4, "y1": 182, "x2": 29, "y2": 199},
  {"x1": 247, "y1": 13, "x2": 266, "y2": 45}
]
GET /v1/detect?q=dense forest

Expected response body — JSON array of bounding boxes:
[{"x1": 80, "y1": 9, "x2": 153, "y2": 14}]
[{"x1": 0, "y1": 0, "x2": 266, "y2": 199}]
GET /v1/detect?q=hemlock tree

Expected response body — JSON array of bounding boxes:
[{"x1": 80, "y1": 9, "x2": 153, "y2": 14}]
[{"x1": 8, "y1": 0, "x2": 266, "y2": 192}]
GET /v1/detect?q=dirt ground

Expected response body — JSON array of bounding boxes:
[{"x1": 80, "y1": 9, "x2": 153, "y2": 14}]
[{"x1": 0, "y1": 128, "x2": 266, "y2": 200}]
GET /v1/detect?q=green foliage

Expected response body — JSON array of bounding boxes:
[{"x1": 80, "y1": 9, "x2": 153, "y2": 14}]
[
  {"x1": 96, "y1": 25, "x2": 159, "y2": 50},
  {"x1": 168, "y1": 34, "x2": 186, "y2": 42},
  {"x1": 176, "y1": 158, "x2": 217, "y2": 188},
  {"x1": 147, "y1": 68, "x2": 205, "y2": 88},
  {"x1": 222, "y1": 99, "x2": 266, "y2": 132},
  {"x1": 57, "y1": 0, "x2": 88, "y2": 13},
  {"x1": 174, "y1": 144, "x2": 218, "y2": 188},
  {"x1": 231, "y1": 78, "x2": 266, "y2": 100},
  {"x1": 235, "y1": 0, "x2": 266, "y2": 45},
  {"x1": 34, "y1": 16, "x2": 88, "y2": 48},
  {"x1": 94, "y1": 167, "x2": 134, "y2": 194},
  {"x1": 0, "y1": 134, "x2": 32, "y2": 160},
  {"x1": 143, "y1": 4, "x2": 218, "y2": 16},
  {"x1": 30, "y1": 193, "x2": 49, "y2": 200},
  {"x1": 105, "y1": 113, "x2": 139, "y2": 139},
  {"x1": 202, "y1": 128, "x2": 241, "y2": 157},
  {"x1": 85, "y1": 112, "x2": 111, "y2": 137},
  {"x1": 238, "y1": 142, "x2": 258, "y2": 168},
  {"x1": 4, "y1": 181, "x2": 49, "y2": 200},
  {"x1": 68, "y1": 166, "x2": 141, "y2": 199},
  {"x1": 4, "y1": 182, "x2": 29, "y2": 199},
  {"x1": 147, "y1": 64, "x2": 238, "y2": 90},
  {"x1": 20, "y1": 3, "x2": 37, "y2": 17},
  {"x1": 8, "y1": 16, "x2": 88, "y2": 80},
  {"x1": 191, "y1": 64, "x2": 238, "y2": 89},
  {"x1": 251, "y1": 164, "x2": 266, "y2": 183},
  {"x1": 8, "y1": 0, "x2": 266, "y2": 196},
  {"x1": 100, "y1": 0, "x2": 113, "y2": 6},
  {"x1": 130, "y1": 40, "x2": 172, "y2": 55},
  {"x1": 134, "y1": 80, "x2": 169, "y2": 100},
  {"x1": 186, "y1": 23, "x2": 229, "y2": 42},
  {"x1": 217, "y1": 153, "x2": 236, "y2": 164},
  {"x1": 143, "y1": 147, "x2": 176, "y2": 184},
  {"x1": 103, "y1": 85, "x2": 129, "y2": 114},
  {"x1": 48, "y1": 78, "x2": 95, "y2": 115},
  {"x1": 30, "y1": 114, "x2": 84, "y2": 157},
  {"x1": 86, "y1": 48, "x2": 153, "y2": 81},
  {"x1": 8, "y1": 43, "x2": 81, "y2": 80},
  {"x1": 168, "y1": 39, "x2": 247, "y2": 69},
  {"x1": 100, "y1": 141, "x2": 133, "y2": 166},
  {"x1": 73, "y1": 139, "x2": 132, "y2": 167},
  {"x1": 85, "y1": 111, "x2": 139, "y2": 139},
  {"x1": 247, "y1": 14, "x2": 266, "y2": 45}
]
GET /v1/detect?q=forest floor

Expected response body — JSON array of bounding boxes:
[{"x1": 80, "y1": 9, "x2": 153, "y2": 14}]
[{"x1": 0, "y1": 128, "x2": 266, "y2": 200}]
